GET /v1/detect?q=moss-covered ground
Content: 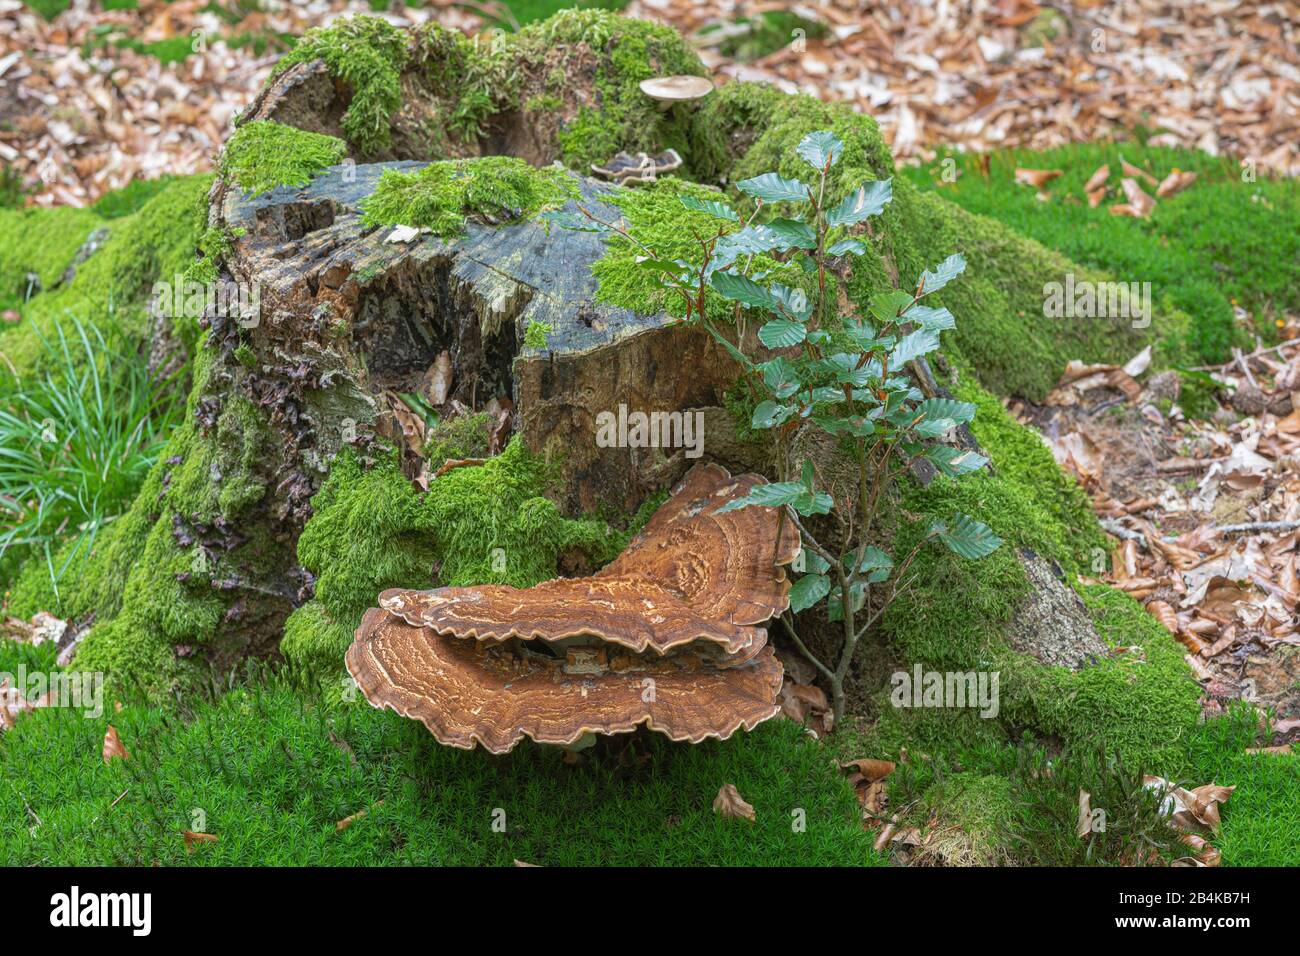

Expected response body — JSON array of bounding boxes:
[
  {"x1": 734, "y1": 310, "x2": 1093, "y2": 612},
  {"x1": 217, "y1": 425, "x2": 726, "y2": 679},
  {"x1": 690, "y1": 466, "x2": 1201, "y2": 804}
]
[
  {"x1": 2, "y1": 11, "x2": 1296, "y2": 866},
  {"x1": 902, "y1": 143, "x2": 1300, "y2": 365},
  {"x1": 0, "y1": 641, "x2": 879, "y2": 866}
]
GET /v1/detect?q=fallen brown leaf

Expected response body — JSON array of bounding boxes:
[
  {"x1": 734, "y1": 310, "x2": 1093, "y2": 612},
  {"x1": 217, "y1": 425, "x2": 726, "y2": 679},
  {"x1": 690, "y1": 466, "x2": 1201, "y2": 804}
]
[
  {"x1": 102, "y1": 725, "x2": 129, "y2": 764},
  {"x1": 841, "y1": 758, "x2": 896, "y2": 782},
  {"x1": 1083, "y1": 164, "x2": 1110, "y2": 193},
  {"x1": 1157, "y1": 169, "x2": 1197, "y2": 198},
  {"x1": 712, "y1": 783, "x2": 755, "y2": 822},
  {"x1": 182, "y1": 830, "x2": 218, "y2": 853},
  {"x1": 1015, "y1": 167, "x2": 1062, "y2": 189},
  {"x1": 1120, "y1": 177, "x2": 1156, "y2": 217}
]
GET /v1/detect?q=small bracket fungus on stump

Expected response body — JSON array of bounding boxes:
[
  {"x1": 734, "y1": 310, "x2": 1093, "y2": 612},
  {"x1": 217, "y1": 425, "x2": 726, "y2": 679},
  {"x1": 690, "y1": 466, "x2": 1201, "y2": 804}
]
[{"x1": 345, "y1": 463, "x2": 798, "y2": 753}]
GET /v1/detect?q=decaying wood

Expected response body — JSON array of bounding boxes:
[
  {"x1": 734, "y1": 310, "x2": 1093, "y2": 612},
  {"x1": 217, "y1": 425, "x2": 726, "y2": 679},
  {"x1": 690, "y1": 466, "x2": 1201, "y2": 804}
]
[{"x1": 216, "y1": 162, "x2": 741, "y2": 517}]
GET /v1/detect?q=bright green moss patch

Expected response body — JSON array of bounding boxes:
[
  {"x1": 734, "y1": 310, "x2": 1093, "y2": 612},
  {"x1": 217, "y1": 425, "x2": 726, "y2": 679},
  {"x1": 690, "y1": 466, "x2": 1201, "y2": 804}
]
[
  {"x1": 1002, "y1": 584, "x2": 1202, "y2": 769},
  {"x1": 903, "y1": 143, "x2": 1300, "y2": 363},
  {"x1": 90, "y1": 175, "x2": 177, "y2": 219},
  {"x1": 361, "y1": 157, "x2": 576, "y2": 236},
  {"x1": 0, "y1": 672, "x2": 880, "y2": 866},
  {"x1": 1182, "y1": 705, "x2": 1300, "y2": 866},
  {"x1": 0, "y1": 205, "x2": 103, "y2": 309},
  {"x1": 0, "y1": 175, "x2": 211, "y2": 383},
  {"x1": 272, "y1": 15, "x2": 410, "y2": 155},
  {"x1": 884, "y1": 467, "x2": 1198, "y2": 769},
  {"x1": 514, "y1": 9, "x2": 706, "y2": 170},
  {"x1": 221, "y1": 120, "x2": 347, "y2": 197},
  {"x1": 955, "y1": 375, "x2": 1102, "y2": 557},
  {"x1": 289, "y1": 439, "x2": 622, "y2": 673}
]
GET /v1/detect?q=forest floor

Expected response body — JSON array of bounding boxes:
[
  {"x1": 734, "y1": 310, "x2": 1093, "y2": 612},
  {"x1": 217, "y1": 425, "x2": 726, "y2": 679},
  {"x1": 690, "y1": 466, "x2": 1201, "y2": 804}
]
[
  {"x1": 1, "y1": 2, "x2": 1297, "y2": 866},
  {"x1": 2, "y1": 1, "x2": 1295, "y2": 206}
]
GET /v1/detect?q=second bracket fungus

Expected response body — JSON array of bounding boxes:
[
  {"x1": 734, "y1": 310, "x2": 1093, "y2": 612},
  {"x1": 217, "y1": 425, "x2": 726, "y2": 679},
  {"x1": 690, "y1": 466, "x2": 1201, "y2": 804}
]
[{"x1": 345, "y1": 463, "x2": 798, "y2": 753}]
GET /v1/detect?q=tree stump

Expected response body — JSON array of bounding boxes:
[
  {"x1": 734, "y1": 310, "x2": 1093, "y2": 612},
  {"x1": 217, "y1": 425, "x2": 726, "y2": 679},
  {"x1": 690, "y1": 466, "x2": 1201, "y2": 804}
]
[{"x1": 215, "y1": 162, "x2": 740, "y2": 518}]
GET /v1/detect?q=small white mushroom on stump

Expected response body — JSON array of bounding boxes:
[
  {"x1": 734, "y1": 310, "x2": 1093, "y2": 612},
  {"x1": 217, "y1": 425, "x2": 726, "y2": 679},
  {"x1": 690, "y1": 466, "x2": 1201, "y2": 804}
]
[{"x1": 638, "y1": 75, "x2": 714, "y2": 111}]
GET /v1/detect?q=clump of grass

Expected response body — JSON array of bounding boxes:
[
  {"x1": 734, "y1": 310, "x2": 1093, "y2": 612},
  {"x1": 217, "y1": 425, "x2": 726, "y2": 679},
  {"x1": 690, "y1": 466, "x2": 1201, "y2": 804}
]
[
  {"x1": 360, "y1": 156, "x2": 576, "y2": 237},
  {"x1": 221, "y1": 121, "x2": 347, "y2": 197},
  {"x1": 0, "y1": 316, "x2": 181, "y2": 595},
  {"x1": 1011, "y1": 746, "x2": 1185, "y2": 866}
]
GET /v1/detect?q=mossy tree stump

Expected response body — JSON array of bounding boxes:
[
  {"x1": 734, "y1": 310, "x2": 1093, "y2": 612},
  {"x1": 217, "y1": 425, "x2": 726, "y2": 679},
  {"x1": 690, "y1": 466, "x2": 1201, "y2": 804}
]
[
  {"x1": 214, "y1": 160, "x2": 740, "y2": 517},
  {"x1": 29, "y1": 11, "x2": 1198, "y2": 766}
]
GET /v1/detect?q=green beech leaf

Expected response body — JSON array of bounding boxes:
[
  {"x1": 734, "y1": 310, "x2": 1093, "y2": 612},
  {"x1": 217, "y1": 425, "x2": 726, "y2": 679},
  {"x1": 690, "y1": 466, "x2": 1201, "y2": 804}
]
[
  {"x1": 917, "y1": 398, "x2": 976, "y2": 426},
  {"x1": 797, "y1": 130, "x2": 844, "y2": 170},
  {"x1": 770, "y1": 283, "x2": 812, "y2": 321},
  {"x1": 759, "y1": 357, "x2": 801, "y2": 399},
  {"x1": 678, "y1": 194, "x2": 740, "y2": 221},
  {"x1": 736, "y1": 172, "x2": 810, "y2": 203},
  {"x1": 828, "y1": 238, "x2": 866, "y2": 256},
  {"x1": 889, "y1": 328, "x2": 940, "y2": 366},
  {"x1": 758, "y1": 318, "x2": 807, "y2": 349},
  {"x1": 924, "y1": 445, "x2": 989, "y2": 477},
  {"x1": 917, "y1": 253, "x2": 966, "y2": 295},
  {"x1": 717, "y1": 481, "x2": 804, "y2": 512},
  {"x1": 826, "y1": 179, "x2": 892, "y2": 227},
  {"x1": 929, "y1": 514, "x2": 1002, "y2": 559},
  {"x1": 869, "y1": 290, "x2": 915, "y2": 326},
  {"x1": 710, "y1": 270, "x2": 774, "y2": 310},
  {"x1": 851, "y1": 546, "x2": 894, "y2": 583},
  {"x1": 904, "y1": 304, "x2": 955, "y2": 332},
  {"x1": 795, "y1": 549, "x2": 830, "y2": 575},
  {"x1": 751, "y1": 400, "x2": 794, "y2": 429},
  {"x1": 789, "y1": 573, "x2": 831, "y2": 612},
  {"x1": 764, "y1": 218, "x2": 817, "y2": 250},
  {"x1": 718, "y1": 225, "x2": 784, "y2": 256}
]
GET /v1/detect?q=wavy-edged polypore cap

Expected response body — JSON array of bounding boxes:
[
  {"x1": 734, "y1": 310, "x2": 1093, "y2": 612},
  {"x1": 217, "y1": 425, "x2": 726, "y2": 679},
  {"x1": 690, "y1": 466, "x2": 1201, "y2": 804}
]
[
  {"x1": 376, "y1": 462, "x2": 801, "y2": 657},
  {"x1": 345, "y1": 608, "x2": 784, "y2": 754}
]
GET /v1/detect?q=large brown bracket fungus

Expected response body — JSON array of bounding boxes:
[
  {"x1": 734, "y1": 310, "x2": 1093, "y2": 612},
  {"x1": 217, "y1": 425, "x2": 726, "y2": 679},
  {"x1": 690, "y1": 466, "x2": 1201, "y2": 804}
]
[{"x1": 345, "y1": 463, "x2": 798, "y2": 753}]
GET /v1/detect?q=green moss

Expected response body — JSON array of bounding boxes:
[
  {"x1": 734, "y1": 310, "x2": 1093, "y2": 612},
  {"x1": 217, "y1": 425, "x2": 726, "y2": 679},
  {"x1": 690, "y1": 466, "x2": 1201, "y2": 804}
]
[
  {"x1": 0, "y1": 205, "x2": 104, "y2": 308},
  {"x1": 0, "y1": 175, "x2": 211, "y2": 383},
  {"x1": 280, "y1": 599, "x2": 354, "y2": 678},
  {"x1": 921, "y1": 772, "x2": 1019, "y2": 865},
  {"x1": 0, "y1": 675, "x2": 879, "y2": 866},
  {"x1": 288, "y1": 439, "x2": 623, "y2": 673},
  {"x1": 877, "y1": 461, "x2": 1198, "y2": 770},
  {"x1": 1002, "y1": 584, "x2": 1202, "y2": 768},
  {"x1": 1182, "y1": 705, "x2": 1300, "y2": 865},
  {"x1": 422, "y1": 411, "x2": 490, "y2": 464},
  {"x1": 90, "y1": 175, "x2": 177, "y2": 220},
  {"x1": 904, "y1": 143, "x2": 1300, "y2": 362},
  {"x1": 360, "y1": 156, "x2": 576, "y2": 236},
  {"x1": 513, "y1": 9, "x2": 706, "y2": 170},
  {"x1": 955, "y1": 375, "x2": 1102, "y2": 557},
  {"x1": 272, "y1": 15, "x2": 410, "y2": 155},
  {"x1": 221, "y1": 121, "x2": 347, "y2": 197},
  {"x1": 522, "y1": 319, "x2": 552, "y2": 351}
]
